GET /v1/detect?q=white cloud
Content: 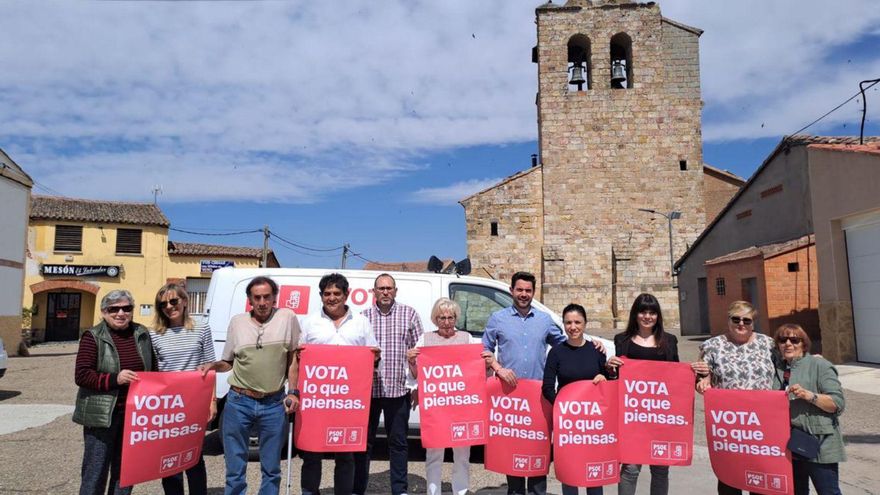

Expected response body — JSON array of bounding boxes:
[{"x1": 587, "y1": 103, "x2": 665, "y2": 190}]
[
  {"x1": 1, "y1": 1, "x2": 879, "y2": 201},
  {"x1": 407, "y1": 178, "x2": 504, "y2": 206}
]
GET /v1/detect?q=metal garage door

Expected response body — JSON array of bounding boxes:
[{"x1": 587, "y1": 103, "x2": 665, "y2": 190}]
[{"x1": 845, "y1": 215, "x2": 880, "y2": 363}]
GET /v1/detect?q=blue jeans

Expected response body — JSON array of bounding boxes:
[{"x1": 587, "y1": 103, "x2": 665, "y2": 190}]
[
  {"x1": 792, "y1": 459, "x2": 841, "y2": 495},
  {"x1": 353, "y1": 394, "x2": 411, "y2": 495},
  {"x1": 222, "y1": 389, "x2": 286, "y2": 495}
]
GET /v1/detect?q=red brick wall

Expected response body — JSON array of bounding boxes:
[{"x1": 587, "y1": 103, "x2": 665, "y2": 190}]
[
  {"x1": 764, "y1": 245, "x2": 820, "y2": 348},
  {"x1": 705, "y1": 256, "x2": 767, "y2": 336}
]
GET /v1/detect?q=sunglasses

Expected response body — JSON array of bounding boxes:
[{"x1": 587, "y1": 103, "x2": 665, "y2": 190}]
[
  {"x1": 159, "y1": 298, "x2": 181, "y2": 309},
  {"x1": 729, "y1": 316, "x2": 754, "y2": 326},
  {"x1": 106, "y1": 305, "x2": 134, "y2": 314},
  {"x1": 777, "y1": 336, "x2": 803, "y2": 345}
]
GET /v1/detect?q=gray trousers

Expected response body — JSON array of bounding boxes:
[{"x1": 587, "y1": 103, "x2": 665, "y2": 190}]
[
  {"x1": 618, "y1": 464, "x2": 669, "y2": 495},
  {"x1": 79, "y1": 411, "x2": 132, "y2": 495}
]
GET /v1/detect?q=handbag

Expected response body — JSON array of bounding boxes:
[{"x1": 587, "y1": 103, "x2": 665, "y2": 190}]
[{"x1": 787, "y1": 427, "x2": 821, "y2": 459}]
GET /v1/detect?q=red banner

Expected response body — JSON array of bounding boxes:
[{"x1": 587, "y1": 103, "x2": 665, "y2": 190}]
[
  {"x1": 553, "y1": 380, "x2": 619, "y2": 487},
  {"x1": 120, "y1": 371, "x2": 215, "y2": 487},
  {"x1": 294, "y1": 344, "x2": 374, "y2": 452},
  {"x1": 618, "y1": 359, "x2": 695, "y2": 465},
  {"x1": 484, "y1": 378, "x2": 552, "y2": 477},
  {"x1": 417, "y1": 343, "x2": 489, "y2": 448},
  {"x1": 704, "y1": 389, "x2": 793, "y2": 495}
]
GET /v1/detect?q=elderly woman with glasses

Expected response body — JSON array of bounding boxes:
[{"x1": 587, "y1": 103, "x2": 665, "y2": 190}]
[
  {"x1": 74, "y1": 289, "x2": 155, "y2": 495},
  {"x1": 150, "y1": 283, "x2": 217, "y2": 495},
  {"x1": 693, "y1": 300, "x2": 775, "y2": 495},
  {"x1": 772, "y1": 324, "x2": 845, "y2": 495},
  {"x1": 406, "y1": 297, "x2": 495, "y2": 495}
]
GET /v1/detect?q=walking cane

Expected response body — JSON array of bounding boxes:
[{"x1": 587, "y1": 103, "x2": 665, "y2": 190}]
[{"x1": 284, "y1": 397, "x2": 295, "y2": 495}]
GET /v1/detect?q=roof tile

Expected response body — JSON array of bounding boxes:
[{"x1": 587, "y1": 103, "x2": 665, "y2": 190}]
[{"x1": 30, "y1": 195, "x2": 170, "y2": 227}]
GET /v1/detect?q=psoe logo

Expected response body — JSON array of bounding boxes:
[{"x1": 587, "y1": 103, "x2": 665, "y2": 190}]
[
  {"x1": 344, "y1": 427, "x2": 363, "y2": 445},
  {"x1": 512, "y1": 455, "x2": 529, "y2": 471},
  {"x1": 767, "y1": 474, "x2": 787, "y2": 493},
  {"x1": 651, "y1": 441, "x2": 670, "y2": 460},
  {"x1": 670, "y1": 442, "x2": 688, "y2": 460},
  {"x1": 603, "y1": 461, "x2": 616, "y2": 478},
  {"x1": 745, "y1": 471, "x2": 767, "y2": 489},
  {"x1": 326, "y1": 427, "x2": 345, "y2": 445},
  {"x1": 530, "y1": 456, "x2": 546, "y2": 471},
  {"x1": 468, "y1": 421, "x2": 484, "y2": 440},
  {"x1": 586, "y1": 463, "x2": 603, "y2": 480},
  {"x1": 451, "y1": 423, "x2": 468, "y2": 440},
  {"x1": 279, "y1": 286, "x2": 311, "y2": 314},
  {"x1": 181, "y1": 447, "x2": 198, "y2": 465},
  {"x1": 159, "y1": 453, "x2": 181, "y2": 473}
]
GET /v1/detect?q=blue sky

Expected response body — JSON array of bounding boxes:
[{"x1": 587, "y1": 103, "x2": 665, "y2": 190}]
[{"x1": 1, "y1": 1, "x2": 879, "y2": 268}]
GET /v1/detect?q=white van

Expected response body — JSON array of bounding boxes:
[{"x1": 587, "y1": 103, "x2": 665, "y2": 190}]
[{"x1": 203, "y1": 267, "x2": 613, "y2": 438}]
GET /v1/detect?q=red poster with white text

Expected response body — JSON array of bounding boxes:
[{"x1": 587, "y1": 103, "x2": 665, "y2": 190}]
[
  {"x1": 704, "y1": 389, "x2": 793, "y2": 495},
  {"x1": 295, "y1": 344, "x2": 373, "y2": 452},
  {"x1": 120, "y1": 371, "x2": 215, "y2": 487},
  {"x1": 553, "y1": 380, "x2": 620, "y2": 487},
  {"x1": 485, "y1": 378, "x2": 552, "y2": 476},
  {"x1": 618, "y1": 359, "x2": 695, "y2": 465},
  {"x1": 417, "y1": 344, "x2": 489, "y2": 448}
]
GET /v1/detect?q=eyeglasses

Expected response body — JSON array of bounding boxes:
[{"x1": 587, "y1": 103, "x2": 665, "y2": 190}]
[
  {"x1": 159, "y1": 298, "x2": 180, "y2": 309},
  {"x1": 374, "y1": 286, "x2": 396, "y2": 292},
  {"x1": 256, "y1": 326, "x2": 265, "y2": 350},
  {"x1": 437, "y1": 316, "x2": 456, "y2": 321},
  {"x1": 777, "y1": 336, "x2": 803, "y2": 345},
  {"x1": 729, "y1": 316, "x2": 754, "y2": 326},
  {"x1": 105, "y1": 305, "x2": 134, "y2": 314}
]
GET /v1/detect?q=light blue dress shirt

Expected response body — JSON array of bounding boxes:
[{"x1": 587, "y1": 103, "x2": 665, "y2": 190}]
[{"x1": 481, "y1": 306, "x2": 566, "y2": 380}]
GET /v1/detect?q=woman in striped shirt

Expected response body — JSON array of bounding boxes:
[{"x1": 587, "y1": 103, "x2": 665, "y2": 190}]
[{"x1": 150, "y1": 283, "x2": 217, "y2": 495}]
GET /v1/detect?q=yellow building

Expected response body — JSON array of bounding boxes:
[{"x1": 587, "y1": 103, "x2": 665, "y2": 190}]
[{"x1": 24, "y1": 196, "x2": 279, "y2": 342}]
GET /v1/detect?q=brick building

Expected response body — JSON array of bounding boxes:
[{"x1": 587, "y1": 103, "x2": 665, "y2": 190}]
[
  {"x1": 461, "y1": 0, "x2": 742, "y2": 327},
  {"x1": 704, "y1": 235, "x2": 818, "y2": 341},
  {"x1": 676, "y1": 136, "x2": 880, "y2": 364}
]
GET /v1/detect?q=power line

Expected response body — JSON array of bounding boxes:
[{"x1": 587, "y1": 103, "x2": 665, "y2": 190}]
[
  {"x1": 791, "y1": 79, "x2": 880, "y2": 136},
  {"x1": 169, "y1": 227, "x2": 262, "y2": 236},
  {"x1": 268, "y1": 231, "x2": 343, "y2": 252},
  {"x1": 268, "y1": 238, "x2": 342, "y2": 258}
]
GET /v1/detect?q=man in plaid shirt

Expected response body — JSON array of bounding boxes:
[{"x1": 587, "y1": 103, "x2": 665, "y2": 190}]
[{"x1": 354, "y1": 273, "x2": 424, "y2": 495}]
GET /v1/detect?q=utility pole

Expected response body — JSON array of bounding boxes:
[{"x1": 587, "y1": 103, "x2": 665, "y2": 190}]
[
  {"x1": 341, "y1": 243, "x2": 350, "y2": 269},
  {"x1": 261, "y1": 225, "x2": 269, "y2": 267}
]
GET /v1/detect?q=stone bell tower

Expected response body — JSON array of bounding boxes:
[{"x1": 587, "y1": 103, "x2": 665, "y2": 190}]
[{"x1": 535, "y1": 0, "x2": 705, "y2": 327}]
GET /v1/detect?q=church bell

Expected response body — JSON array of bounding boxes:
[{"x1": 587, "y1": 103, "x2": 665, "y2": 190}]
[
  {"x1": 611, "y1": 60, "x2": 627, "y2": 85},
  {"x1": 569, "y1": 64, "x2": 586, "y2": 86}
]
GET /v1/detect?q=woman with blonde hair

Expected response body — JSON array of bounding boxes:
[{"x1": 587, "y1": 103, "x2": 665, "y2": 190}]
[
  {"x1": 406, "y1": 297, "x2": 495, "y2": 495},
  {"x1": 773, "y1": 324, "x2": 845, "y2": 495},
  {"x1": 150, "y1": 283, "x2": 216, "y2": 495},
  {"x1": 694, "y1": 300, "x2": 776, "y2": 495}
]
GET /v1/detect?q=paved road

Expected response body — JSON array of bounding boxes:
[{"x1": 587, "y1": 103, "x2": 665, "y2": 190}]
[{"x1": 1, "y1": 333, "x2": 878, "y2": 494}]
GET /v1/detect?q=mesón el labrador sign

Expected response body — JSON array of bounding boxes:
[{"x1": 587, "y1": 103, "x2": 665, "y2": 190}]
[{"x1": 41, "y1": 264, "x2": 120, "y2": 277}]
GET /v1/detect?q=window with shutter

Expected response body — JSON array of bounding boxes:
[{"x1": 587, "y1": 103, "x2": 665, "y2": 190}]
[
  {"x1": 54, "y1": 225, "x2": 83, "y2": 252},
  {"x1": 116, "y1": 228, "x2": 142, "y2": 254}
]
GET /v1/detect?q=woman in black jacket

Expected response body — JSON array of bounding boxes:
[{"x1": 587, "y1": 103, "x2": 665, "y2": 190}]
[{"x1": 606, "y1": 294, "x2": 678, "y2": 495}]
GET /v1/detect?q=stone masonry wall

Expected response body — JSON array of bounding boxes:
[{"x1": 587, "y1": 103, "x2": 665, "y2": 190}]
[
  {"x1": 536, "y1": 2, "x2": 705, "y2": 326},
  {"x1": 461, "y1": 167, "x2": 544, "y2": 295}
]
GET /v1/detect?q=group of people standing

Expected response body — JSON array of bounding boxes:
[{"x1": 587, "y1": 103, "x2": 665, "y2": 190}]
[{"x1": 73, "y1": 269, "x2": 846, "y2": 495}]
